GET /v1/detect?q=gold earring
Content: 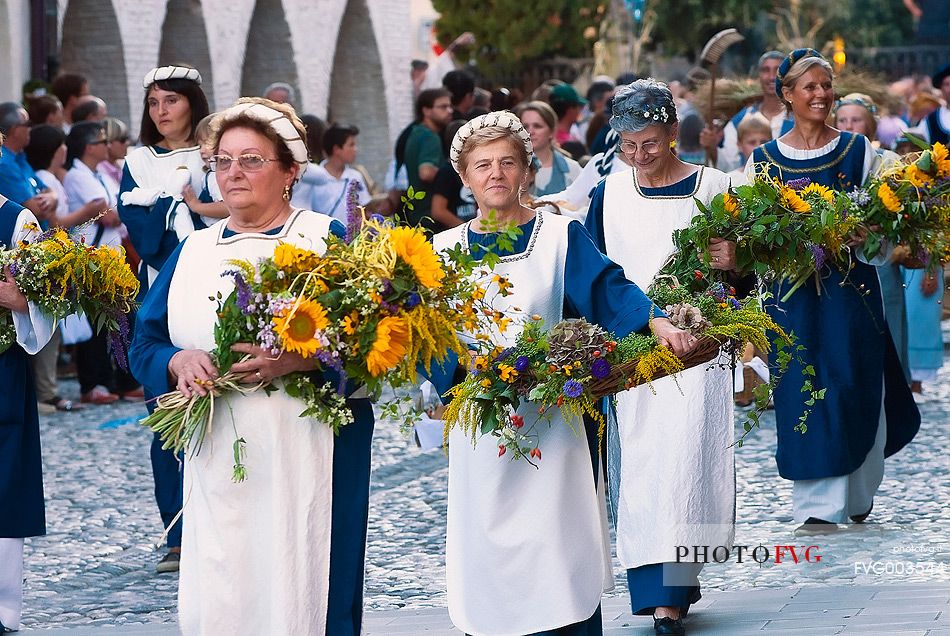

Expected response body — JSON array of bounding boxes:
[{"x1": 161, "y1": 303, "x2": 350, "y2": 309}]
[{"x1": 282, "y1": 184, "x2": 291, "y2": 201}]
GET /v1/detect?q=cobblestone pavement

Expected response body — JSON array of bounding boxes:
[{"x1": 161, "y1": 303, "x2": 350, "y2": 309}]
[{"x1": 20, "y1": 341, "x2": 950, "y2": 629}]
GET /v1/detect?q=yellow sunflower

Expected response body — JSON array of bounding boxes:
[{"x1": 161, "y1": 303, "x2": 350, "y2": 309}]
[
  {"x1": 272, "y1": 298, "x2": 329, "y2": 357},
  {"x1": 273, "y1": 243, "x2": 321, "y2": 271},
  {"x1": 722, "y1": 193, "x2": 740, "y2": 218},
  {"x1": 780, "y1": 187, "x2": 811, "y2": 213},
  {"x1": 931, "y1": 142, "x2": 950, "y2": 177},
  {"x1": 801, "y1": 183, "x2": 835, "y2": 204},
  {"x1": 342, "y1": 310, "x2": 359, "y2": 335},
  {"x1": 366, "y1": 316, "x2": 410, "y2": 376},
  {"x1": 388, "y1": 226, "x2": 445, "y2": 289},
  {"x1": 905, "y1": 164, "x2": 934, "y2": 188},
  {"x1": 877, "y1": 182, "x2": 903, "y2": 213}
]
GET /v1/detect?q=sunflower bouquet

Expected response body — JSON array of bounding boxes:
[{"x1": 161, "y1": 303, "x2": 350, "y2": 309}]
[
  {"x1": 0, "y1": 222, "x2": 139, "y2": 360},
  {"x1": 848, "y1": 139, "x2": 950, "y2": 264},
  {"x1": 142, "y1": 214, "x2": 500, "y2": 481},
  {"x1": 661, "y1": 174, "x2": 859, "y2": 300},
  {"x1": 442, "y1": 279, "x2": 803, "y2": 463}
]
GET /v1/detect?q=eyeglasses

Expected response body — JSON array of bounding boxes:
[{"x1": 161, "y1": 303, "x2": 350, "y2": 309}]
[
  {"x1": 619, "y1": 140, "x2": 663, "y2": 156},
  {"x1": 210, "y1": 154, "x2": 278, "y2": 172},
  {"x1": 88, "y1": 138, "x2": 108, "y2": 145}
]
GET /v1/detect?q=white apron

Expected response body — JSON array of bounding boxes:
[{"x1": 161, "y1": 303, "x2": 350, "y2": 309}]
[
  {"x1": 434, "y1": 211, "x2": 611, "y2": 636},
  {"x1": 167, "y1": 209, "x2": 337, "y2": 635},
  {"x1": 602, "y1": 168, "x2": 736, "y2": 569},
  {"x1": 124, "y1": 145, "x2": 207, "y2": 286}
]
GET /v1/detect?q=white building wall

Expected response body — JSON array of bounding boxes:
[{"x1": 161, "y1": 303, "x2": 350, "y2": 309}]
[{"x1": 0, "y1": 0, "x2": 33, "y2": 103}]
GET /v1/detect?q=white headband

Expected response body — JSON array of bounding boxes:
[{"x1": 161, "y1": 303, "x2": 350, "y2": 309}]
[
  {"x1": 449, "y1": 111, "x2": 534, "y2": 173},
  {"x1": 215, "y1": 102, "x2": 309, "y2": 178},
  {"x1": 143, "y1": 66, "x2": 202, "y2": 89}
]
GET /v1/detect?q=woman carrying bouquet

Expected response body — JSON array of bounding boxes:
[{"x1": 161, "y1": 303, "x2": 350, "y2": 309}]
[
  {"x1": 129, "y1": 98, "x2": 374, "y2": 634},
  {"x1": 431, "y1": 112, "x2": 694, "y2": 636},
  {"x1": 747, "y1": 49, "x2": 919, "y2": 533},
  {"x1": 584, "y1": 79, "x2": 738, "y2": 636},
  {"x1": 0, "y1": 191, "x2": 54, "y2": 632}
]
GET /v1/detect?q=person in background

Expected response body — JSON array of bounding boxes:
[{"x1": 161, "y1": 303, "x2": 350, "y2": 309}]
[
  {"x1": 443, "y1": 69, "x2": 476, "y2": 121},
  {"x1": 290, "y1": 114, "x2": 329, "y2": 210},
  {"x1": 50, "y1": 72, "x2": 89, "y2": 131},
  {"x1": 0, "y1": 102, "x2": 57, "y2": 223},
  {"x1": 401, "y1": 88, "x2": 452, "y2": 231},
  {"x1": 429, "y1": 120, "x2": 476, "y2": 230},
  {"x1": 181, "y1": 114, "x2": 229, "y2": 226},
  {"x1": 582, "y1": 80, "x2": 616, "y2": 150},
  {"x1": 701, "y1": 51, "x2": 792, "y2": 172},
  {"x1": 27, "y1": 95, "x2": 64, "y2": 129},
  {"x1": 548, "y1": 83, "x2": 588, "y2": 147},
  {"x1": 907, "y1": 64, "x2": 950, "y2": 143},
  {"x1": 411, "y1": 59, "x2": 429, "y2": 100},
  {"x1": 262, "y1": 81, "x2": 296, "y2": 106},
  {"x1": 309, "y1": 123, "x2": 371, "y2": 222},
  {"x1": 727, "y1": 112, "x2": 772, "y2": 184},
  {"x1": 71, "y1": 96, "x2": 108, "y2": 123},
  {"x1": 514, "y1": 101, "x2": 581, "y2": 197},
  {"x1": 97, "y1": 117, "x2": 131, "y2": 190}
]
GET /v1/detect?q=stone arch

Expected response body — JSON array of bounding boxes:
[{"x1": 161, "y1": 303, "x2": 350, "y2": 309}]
[
  {"x1": 240, "y1": 0, "x2": 298, "y2": 104},
  {"x1": 328, "y1": 0, "x2": 390, "y2": 182},
  {"x1": 59, "y1": 0, "x2": 130, "y2": 126},
  {"x1": 158, "y1": 0, "x2": 215, "y2": 107}
]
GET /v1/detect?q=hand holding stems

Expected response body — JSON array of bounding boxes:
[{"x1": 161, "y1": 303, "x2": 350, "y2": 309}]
[
  {"x1": 229, "y1": 343, "x2": 320, "y2": 385},
  {"x1": 168, "y1": 349, "x2": 218, "y2": 398},
  {"x1": 921, "y1": 270, "x2": 941, "y2": 297},
  {"x1": 651, "y1": 317, "x2": 698, "y2": 357},
  {"x1": 704, "y1": 237, "x2": 738, "y2": 271},
  {"x1": 0, "y1": 266, "x2": 28, "y2": 313}
]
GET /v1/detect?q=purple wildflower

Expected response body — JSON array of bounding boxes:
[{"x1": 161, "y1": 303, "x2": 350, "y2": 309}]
[
  {"x1": 729, "y1": 297, "x2": 741, "y2": 310},
  {"x1": 591, "y1": 358, "x2": 611, "y2": 380},
  {"x1": 344, "y1": 179, "x2": 364, "y2": 243},
  {"x1": 370, "y1": 213, "x2": 385, "y2": 224},
  {"x1": 563, "y1": 379, "x2": 584, "y2": 398},
  {"x1": 847, "y1": 188, "x2": 871, "y2": 206},
  {"x1": 513, "y1": 355, "x2": 530, "y2": 372},
  {"x1": 707, "y1": 281, "x2": 728, "y2": 302},
  {"x1": 495, "y1": 347, "x2": 513, "y2": 361},
  {"x1": 786, "y1": 177, "x2": 811, "y2": 191},
  {"x1": 232, "y1": 273, "x2": 253, "y2": 313},
  {"x1": 109, "y1": 311, "x2": 131, "y2": 372},
  {"x1": 809, "y1": 243, "x2": 829, "y2": 270},
  {"x1": 405, "y1": 291, "x2": 421, "y2": 309}
]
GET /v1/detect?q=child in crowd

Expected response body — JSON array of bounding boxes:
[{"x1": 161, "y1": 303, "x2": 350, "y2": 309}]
[
  {"x1": 182, "y1": 114, "x2": 228, "y2": 226},
  {"x1": 730, "y1": 112, "x2": 772, "y2": 185}
]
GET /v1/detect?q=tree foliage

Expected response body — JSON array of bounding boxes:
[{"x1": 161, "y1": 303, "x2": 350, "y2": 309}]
[{"x1": 432, "y1": 0, "x2": 603, "y2": 77}]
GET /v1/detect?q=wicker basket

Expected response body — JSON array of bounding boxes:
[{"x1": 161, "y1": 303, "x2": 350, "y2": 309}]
[{"x1": 587, "y1": 335, "x2": 729, "y2": 398}]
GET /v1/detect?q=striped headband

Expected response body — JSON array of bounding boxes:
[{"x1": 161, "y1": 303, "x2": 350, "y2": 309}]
[
  {"x1": 775, "y1": 48, "x2": 823, "y2": 98},
  {"x1": 215, "y1": 102, "x2": 309, "y2": 178},
  {"x1": 143, "y1": 65, "x2": 202, "y2": 89},
  {"x1": 450, "y1": 111, "x2": 534, "y2": 173}
]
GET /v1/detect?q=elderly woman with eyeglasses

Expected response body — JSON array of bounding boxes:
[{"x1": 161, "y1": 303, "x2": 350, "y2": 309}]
[
  {"x1": 584, "y1": 79, "x2": 738, "y2": 636},
  {"x1": 129, "y1": 98, "x2": 375, "y2": 635}
]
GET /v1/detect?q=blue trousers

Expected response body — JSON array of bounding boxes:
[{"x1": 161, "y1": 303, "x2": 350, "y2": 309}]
[
  {"x1": 326, "y1": 398, "x2": 375, "y2": 635},
  {"x1": 150, "y1": 432, "x2": 183, "y2": 548},
  {"x1": 627, "y1": 563, "x2": 703, "y2": 615}
]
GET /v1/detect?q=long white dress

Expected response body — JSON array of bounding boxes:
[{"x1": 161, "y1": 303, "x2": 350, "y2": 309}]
[
  {"x1": 433, "y1": 211, "x2": 612, "y2": 636},
  {"x1": 166, "y1": 210, "x2": 337, "y2": 635},
  {"x1": 599, "y1": 167, "x2": 736, "y2": 569}
]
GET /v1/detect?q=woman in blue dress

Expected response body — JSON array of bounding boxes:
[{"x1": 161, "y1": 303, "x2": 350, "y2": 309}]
[
  {"x1": 117, "y1": 65, "x2": 215, "y2": 573},
  {"x1": 0, "y1": 195, "x2": 54, "y2": 632},
  {"x1": 747, "y1": 49, "x2": 919, "y2": 534},
  {"x1": 430, "y1": 112, "x2": 695, "y2": 636},
  {"x1": 130, "y1": 98, "x2": 374, "y2": 634}
]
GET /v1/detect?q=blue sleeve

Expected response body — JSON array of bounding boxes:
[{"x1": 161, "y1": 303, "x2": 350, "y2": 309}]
[
  {"x1": 583, "y1": 180, "x2": 607, "y2": 252},
  {"x1": 328, "y1": 219, "x2": 346, "y2": 239},
  {"x1": 0, "y1": 161, "x2": 37, "y2": 206},
  {"x1": 423, "y1": 350, "x2": 461, "y2": 399},
  {"x1": 117, "y1": 164, "x2": 181, "y2": 272},
  {"x1": 564, "y1": 220, "x2": 665, "y2": 339},
  {"x1": 130, "y1": 240, "x2": 187, "y2": 404}
]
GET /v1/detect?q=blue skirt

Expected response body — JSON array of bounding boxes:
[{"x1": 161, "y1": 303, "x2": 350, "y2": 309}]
[{"x1": 627, "y1": 563, "x2": 703, "y2": 615}]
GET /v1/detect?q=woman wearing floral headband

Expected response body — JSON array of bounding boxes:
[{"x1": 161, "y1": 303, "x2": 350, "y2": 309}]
[
  {"x1": 748, "y1": 49, "x2": 919, "y2": 535},
  {"x1": 430, "y1": 111, "x2": 694, "y2": 636},
  {"x1": 130, "y1": 98, "x2": 375, "y2": 634},
  {"x1": 584, "y1": 78, "x2": 738, "y2": 636}
]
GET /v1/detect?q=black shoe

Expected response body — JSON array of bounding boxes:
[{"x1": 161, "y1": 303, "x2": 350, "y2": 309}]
[
  {"x1": 795, "y1": 517, "x2": 839, "y2": 536},
  {"x1": 654, "y1": 616, "x2": 686, "y2": 636},
  {"x1": 0, "y1": 618, "x2": 10, "y2": 633},
  {"x1": 156, "y1": 550, "x2": 181, "y2": 573},
  {"x1": 850, "y1": 502, "x2": 873, "y2": 523}
]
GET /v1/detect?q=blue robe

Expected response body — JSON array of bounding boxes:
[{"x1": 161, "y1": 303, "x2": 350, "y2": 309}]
[
  {"x1": 130, "y1": 218, "x2": 374, "y2": 632},
  {"x1": 0, "y1": 199, "x2": 45, "y2": 538},
  {"x1": 751, "y1": 133, "x2": 919, "y2": 480}
]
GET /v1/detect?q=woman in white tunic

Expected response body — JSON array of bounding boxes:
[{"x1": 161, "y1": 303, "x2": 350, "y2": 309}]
[
  {"x1": 584, "y1": 80, "x2": 738, "y2": 636},
  {"x1": 431, "y1": 112, "x2": 696, "y2": 636},
  {"x1": 130, "y1": 99, "x2": 375, "y2": 635}
]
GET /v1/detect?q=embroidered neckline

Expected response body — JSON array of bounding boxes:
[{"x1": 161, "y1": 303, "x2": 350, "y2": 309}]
[
  {"x1": 216, "y1": 208, "x2": 305, "y2": 245},
  {"x1": 760, "y1": 133, "x2": 857, "y2": 174},
  {"x1": 632, "y1": 167, "x2": 704, "y2": 199},
  {"x1": 462, "y1": 210, "x2": 544, "y2": 263}
]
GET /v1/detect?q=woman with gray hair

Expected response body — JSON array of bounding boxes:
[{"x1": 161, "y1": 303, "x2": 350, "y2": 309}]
[{"x1": 584, "y1": 78, "x2": 736, "y2": 636}]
